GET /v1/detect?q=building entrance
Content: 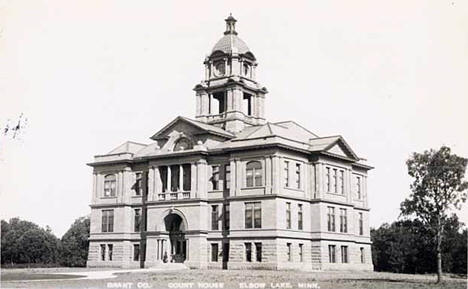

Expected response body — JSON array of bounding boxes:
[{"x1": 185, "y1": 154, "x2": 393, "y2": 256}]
[{"x1": 164, "y1": 213, "x2": 186, "y2": 263}]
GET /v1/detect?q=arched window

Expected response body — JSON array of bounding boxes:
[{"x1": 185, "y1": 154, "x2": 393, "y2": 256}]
[
  {"x1": 246, "y1": 161, "x2": 262, "y2": 187},
  {"x1": 174, "y1": 137, "x2": 193, "y2": 151},
  {"x1": 243, "y1": 63, "x2": 250, "y2": 77},
  {"x1": 104, "y1": 174, "x2": 116, "y2": 197}
]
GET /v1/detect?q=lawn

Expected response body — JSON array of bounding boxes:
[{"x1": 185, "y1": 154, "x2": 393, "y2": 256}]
[{"x1": 0, "y1": 268, "x2": 466, "y2": 289}]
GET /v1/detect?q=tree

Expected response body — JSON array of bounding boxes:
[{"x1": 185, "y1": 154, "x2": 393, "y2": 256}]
[
  {"x1": 60, "y1": 216, "x2": 90, "y2": 267},
  {"x1": 1, "y1": 218, "x2": 59, "y2": 266},
  {"x1": 400, "y1": 146, "x2": 468, "y2": 283}
]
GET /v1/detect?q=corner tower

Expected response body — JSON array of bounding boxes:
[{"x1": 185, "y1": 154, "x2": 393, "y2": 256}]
[{"x1": 194, "y1": 15, "x2": 268, "y2": 134}]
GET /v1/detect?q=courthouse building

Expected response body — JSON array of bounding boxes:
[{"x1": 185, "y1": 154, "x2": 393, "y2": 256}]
[{"x1": 87, "y1": 15, "x2": 373, "y2": 270}]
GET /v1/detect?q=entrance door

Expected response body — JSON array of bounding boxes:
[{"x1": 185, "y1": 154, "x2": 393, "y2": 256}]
[
  {"x1": 164, "y1": 213, "x2": 187, "y2": 263},
  {"x1": 222, "y1": 242, "x2": 229, "y2": 269},
  {"x1": 170, "y1": 232, "x2": 186, "y2": 262}
]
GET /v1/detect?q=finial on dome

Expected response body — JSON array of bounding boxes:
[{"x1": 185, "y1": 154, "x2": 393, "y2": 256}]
[{"x1": 224, "y1": 13, "x2": 238, "y2": 35}]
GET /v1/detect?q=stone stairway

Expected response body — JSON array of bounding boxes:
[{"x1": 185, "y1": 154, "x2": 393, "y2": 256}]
[{"x1": 149, "y1": 262, "x2": 189, "y2": 270}]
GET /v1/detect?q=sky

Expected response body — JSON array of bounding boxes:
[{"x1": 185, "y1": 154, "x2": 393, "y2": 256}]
[{"x1": 0, "y1": 0, "x2": 467, "y2": 237}]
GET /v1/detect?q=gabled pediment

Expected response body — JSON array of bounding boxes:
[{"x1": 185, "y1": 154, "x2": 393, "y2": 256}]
[
  {"x1": 327, "y1": 142, "x2": 352, "y2": 158},
  {"x1": 150, "y1": 116, "x2": 234, "y2": 141},
  {"x1": 309, "y1": 136, "x2": 359, "y2": 161},
  {"x1": 108, "y1": 141, "x2": 147, "y2": 155}
]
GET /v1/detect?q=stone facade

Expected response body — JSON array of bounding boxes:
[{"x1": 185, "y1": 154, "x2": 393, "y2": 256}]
[{"x1": 87, "y1": 15, "x2": 374, "y2": 271}]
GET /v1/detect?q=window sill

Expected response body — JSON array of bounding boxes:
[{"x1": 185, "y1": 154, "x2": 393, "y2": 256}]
[
  {"x1": 241, "y1": 186, "x2": 265, "y2": 190},
  {"x1": 283, "y1": 186, "x2": 304, "y2": 192},
  {"x1": 101, "y1": 196, "x2": 117, "y2": 199},
  {"x1": 132, "y1": 195, "x2": 142, "y2": 198},
  {"x1": 325, "y1": 192, "x2": 346, "y2": 197}
]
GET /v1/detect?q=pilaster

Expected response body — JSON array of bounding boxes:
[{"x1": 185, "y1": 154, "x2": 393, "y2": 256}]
[
  {"x1": 197, "y1": 159, "x2": 208, "y2": 198},
  {"x1": 235, "y1": 158, "x2": 242, "y2": 196},
  {"x1": 265, "y1": 156, "x2": 272, "y2": 194}
]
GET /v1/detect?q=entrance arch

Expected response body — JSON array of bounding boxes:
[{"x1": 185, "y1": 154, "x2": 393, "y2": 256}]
[{"x1": 164, "y1": 213, "x2": 187, "y2": 263}]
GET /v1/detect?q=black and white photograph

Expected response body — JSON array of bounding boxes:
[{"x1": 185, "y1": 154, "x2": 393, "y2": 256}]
[{"x1": 0, "y1": 1, "x2": 467, "y2": 288}]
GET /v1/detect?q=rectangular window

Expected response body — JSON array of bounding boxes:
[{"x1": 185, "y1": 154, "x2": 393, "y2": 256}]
[
  {"x1": 360, "y1": 247, "x2": 365, "y2": 263},
  {"x1": 339, "y1": 170, "x2": 344, "y2": 194},
  {"x1": 328, "y1": 245, "x2": 336, "y2": 263},
  {"x1": 284, "y1": 161, "x2": 289, "y2": 187},
  {"x1": 295, "y1": 163, "x2": 301, "y2": 189},
  {"x1": 211, "y1": 243, "x2": 219, "y2": 262},
  {"x1": 299, "y1": 244, "x2": 303, "y2": 262},
  {"x1": 134, "y1": 209, "x2": 141, "y2": 232},
  {"x1": 170, "y1": 165, "x2": 180, "y2": 192},
  {"x1": 223, "y1": 204, "x2": 230, "y2": 231},
  {"x1": 211, "y1": 205, "x2": 219, "y2": 230},
  {"x1": 182, "y1": 164, "x2": 191, "y2": 191},
  {"x1": 326, "y1": 167, "x2": 331, "y2": 192},
  {"x1": 102, "y1": 210, "x2": 114, "y2": 233},
  {"x1": 287, "y1": 243, "x2": 292, "y2": 262},
  {"x1": 211, "y1": 165, "x2": 220, "y2": 190},
  {"x1": 104, "y1": 175, "x2": 116, "y2": 197},
  {"x1": 340, "y1": 208, "x2": 347, "y2": 233},
  {"x1": 341, "y1": 246, "x2": 348, "y2": 263},
  {"x1": 160, "y1": 166, "x2": 168, "y2": 192},
  {"x1": 225, "y1": 164, "x2": 231, "y2": 190},
  {"x1": 254, "y1": 202, "x2": 262, "y2": 228},
  {"x1": 286, "y1": 202, "x2": 291, "y2": 229},
  {"x1": 356, "y1": 176, "x2": 361, "y2": 199},
  {"x1": 133, "y1": 244, "x2": 140, "y2": 261},
  {"x1": 245, "y1": 243, "x2": 252, "y2": 262},
  {"x1": 135, "y1": 172, "x2": 142, "y2": 196},
  {"x1": 245, "y1": 202, "x2": 261, "y2": 228},
  {"x1": 333, "y1": 169, "x2": 338, "y2": 193},
  {"x1": 100, "y1": 244, "x2": 106, "y2": 261},
  {"x1": 298, "y1": 204, "x2": 303, "y2": 230},
  {"x1": 327, "y1": 207, "x2": 335, "y2": 232},
  {"x1": 255, "y1": 243, "x2": 262, "y2": 262},
  {"x1": 359, "y1": 212, "x2": 364, "y2": 235},
  {"x1": 108, "y1": 244, "x2": 113, "y2": 261}
]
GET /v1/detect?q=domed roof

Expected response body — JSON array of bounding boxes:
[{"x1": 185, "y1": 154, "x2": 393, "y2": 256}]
[
  {"x1": 211, "y1": 14, "x2": 252, "y2": 56},
  {"x1": 212, "y1": 34, "x2": 250, "y2": 54}
]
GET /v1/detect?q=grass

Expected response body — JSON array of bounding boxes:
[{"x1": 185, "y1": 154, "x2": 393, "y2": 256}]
[
  {"x1": 2, "y1": 273, "x2": 86, "y2": 281},
  {"x1": 1, "y1": 268, "x2": 466, "y2": 289}
]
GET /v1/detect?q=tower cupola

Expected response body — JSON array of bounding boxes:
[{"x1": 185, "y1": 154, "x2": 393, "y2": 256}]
[{"x1": 194, "y1": 15, "x2": 268, "y2": 134}]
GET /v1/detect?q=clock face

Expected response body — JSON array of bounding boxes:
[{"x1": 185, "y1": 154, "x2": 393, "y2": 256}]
[{"x1": 214, "y1": 61, "x2": 225, "y2": 77}]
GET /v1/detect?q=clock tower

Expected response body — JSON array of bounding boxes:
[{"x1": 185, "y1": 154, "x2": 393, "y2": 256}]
[{"x1": 194, "y1": 14, "x2": 268, "y2": 134}]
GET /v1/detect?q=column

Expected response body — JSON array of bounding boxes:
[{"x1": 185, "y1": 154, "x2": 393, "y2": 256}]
[
  {"x1": 196, "y1": 93, "x2": 202, "y2": 116},
  {"x1": 226, "y1": 89, "x2": 233, "y2": 111},
  {"x1": 147, "y1": 166, "x2": 154, "y2": 201},
  {"x1": 201, "y1": 93, "x2": 210, "y2": 115},
  {"x1": 154, "y1": 166, "x2": 162, "y2": 196},
  {"x1": 205, "y1": 63, "x2": 209, "y2": 80},
  {"x1": 191, "y1": 163, "x2": 197, "y2": 198},
  {"x1": 179, "y1": 165, "x2": 184, "y2": 193},
  {"x1": 168, "y1": 166, "x2": 172, "y2": 192},
  {"x1": 157, "y1": 240, "x2": 160, "y2": 260}
]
